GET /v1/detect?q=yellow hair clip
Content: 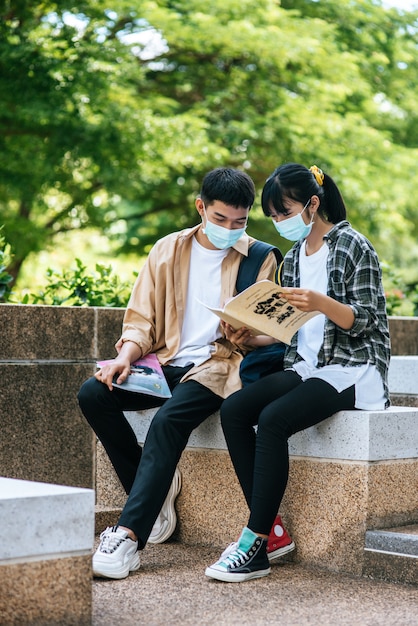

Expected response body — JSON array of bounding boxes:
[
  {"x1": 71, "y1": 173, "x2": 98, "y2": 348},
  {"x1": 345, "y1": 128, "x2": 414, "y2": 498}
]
[{"x1": 309, "y1": 165, "x2": 324, "y2": 187}]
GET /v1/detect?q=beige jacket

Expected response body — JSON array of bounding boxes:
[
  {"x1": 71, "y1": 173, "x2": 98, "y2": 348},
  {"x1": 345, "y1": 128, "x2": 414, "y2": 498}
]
[{"x1": 119, "y1": 224, "x2": 277, "y2": 398}]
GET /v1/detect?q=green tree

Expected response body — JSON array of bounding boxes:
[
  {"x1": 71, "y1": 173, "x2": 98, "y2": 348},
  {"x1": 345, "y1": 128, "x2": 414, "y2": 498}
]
[
  {"x1": 1, "y1": 0, "x2": 418, "y2": 282},
  {"x1": 0, "y1": 226, "x2": 13, "y2": 301},
  {"x1": 0, "y1": 0, "x2": 222, "y2": 279}
]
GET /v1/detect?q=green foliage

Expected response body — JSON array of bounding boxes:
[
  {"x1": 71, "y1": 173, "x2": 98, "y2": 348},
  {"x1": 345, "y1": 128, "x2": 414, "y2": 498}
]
[
  {"x1": 8, "y1": 252, "x2": 418, "y2": 315},
  {"x1": 0, "y1": 226, "x2": 13, "y2": 301},
  {"x1": 1, "y1": 0, "x2": 418, "y2": 295},
  {"x1": 404, "y1": 280, "x2": 418, "y2": 317},
  {"x1": 381, "y1": 261, "x2": 418, "y2": 316},
  {"x1": 20, "y1": 258, "x2": 135, "y2": 307}
]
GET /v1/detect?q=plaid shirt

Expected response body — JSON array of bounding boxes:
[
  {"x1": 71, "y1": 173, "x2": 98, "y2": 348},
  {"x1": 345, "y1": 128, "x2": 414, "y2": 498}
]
[{"x1": 282, "y1": 221, "x2": 391, "y2": 404}]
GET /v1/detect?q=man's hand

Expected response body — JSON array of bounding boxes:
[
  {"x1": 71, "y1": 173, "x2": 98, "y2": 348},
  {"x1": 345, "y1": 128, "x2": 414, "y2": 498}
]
[
  {"x1": 95, "y1": 357, "x2": 131, "y2": 391},
  {"x1": 95, "y1": 340, "x2": 143, "y2": 390},
  {"x1": 221, "y1": 321, "x2": 253, "y2": 346}
]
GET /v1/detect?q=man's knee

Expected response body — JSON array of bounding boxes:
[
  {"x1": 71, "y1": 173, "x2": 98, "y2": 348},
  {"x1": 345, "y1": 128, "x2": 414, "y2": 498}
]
[
  {"x1": 149, "y1": 407, "x2": 181, "y2": 433},
  {"x1": 148, "y1": 404, "x2": 197, "y2": 447},
  {"x1": 77, "y1": 376, "x2": 103, "y2": 411}
]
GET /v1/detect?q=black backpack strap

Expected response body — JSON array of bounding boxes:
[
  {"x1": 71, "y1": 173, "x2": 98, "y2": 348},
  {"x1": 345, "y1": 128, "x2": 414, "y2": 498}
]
[
  {"x1": 236, "y1": 240, "x2": 283, "y2": 293},
  {"x1": 274, "y1": 259, "x2": 284, "y2": 287}
]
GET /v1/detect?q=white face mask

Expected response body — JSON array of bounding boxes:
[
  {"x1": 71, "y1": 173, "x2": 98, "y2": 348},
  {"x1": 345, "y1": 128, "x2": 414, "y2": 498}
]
[
  {"x1": 202, "y1": 206, "x2": 247, "y2": 249},
  {"x1": 272, "y1": 199, "x2": 313, "y2": 241}
]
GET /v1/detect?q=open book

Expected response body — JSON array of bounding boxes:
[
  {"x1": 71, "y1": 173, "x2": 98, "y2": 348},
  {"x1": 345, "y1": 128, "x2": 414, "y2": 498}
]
[
  {"x1": 97, "y1": 353, "x2": 172, "y2": 398},
  {"x1": 203, "y1": 279, "x2": 319, "y2": 345}
]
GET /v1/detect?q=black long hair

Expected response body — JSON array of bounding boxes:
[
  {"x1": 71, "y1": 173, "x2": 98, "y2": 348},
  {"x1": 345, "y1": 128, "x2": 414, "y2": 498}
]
[{"x1": 261, "y1": 163, "x2": 346, "y2": 224}]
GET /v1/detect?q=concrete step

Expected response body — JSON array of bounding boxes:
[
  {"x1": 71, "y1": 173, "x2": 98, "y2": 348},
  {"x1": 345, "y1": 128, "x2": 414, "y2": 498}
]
[
  {"x1": 0, "y1": 477, "x2": 94, "y2": 625},
  {"x1": 363, "y1": 524, "x2": 418, "y2": 585}
]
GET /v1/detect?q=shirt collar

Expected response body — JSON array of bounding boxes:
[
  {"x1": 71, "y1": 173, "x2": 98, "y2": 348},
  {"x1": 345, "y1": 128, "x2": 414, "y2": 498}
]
[
  {"x1": 323, "y1": 221, "x2": 350, "y2": 245},
  {"x1": 232, "y1": 231, "x2": 250, "y2": 255}
]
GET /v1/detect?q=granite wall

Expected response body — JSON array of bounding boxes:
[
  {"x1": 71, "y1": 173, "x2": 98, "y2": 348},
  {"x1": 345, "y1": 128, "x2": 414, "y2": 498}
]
[
  {"x1": 0, "y1": 304, "x2": 124, "y2": 489},
  {"x1": 388, "y1": 316, "x2": 418, "y2": 356},
  {"x1": 0, "y1": 304, "x2": 416, "y2": 491}
]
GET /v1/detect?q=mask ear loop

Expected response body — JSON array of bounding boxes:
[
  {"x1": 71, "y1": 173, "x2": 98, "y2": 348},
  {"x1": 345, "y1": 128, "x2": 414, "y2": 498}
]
[
  {"x1": 200, "y1": 202, "x2": 208, "y2": 233},
  {"x1": 301, "y1": 198, "x2": 315, "y2": 227}
]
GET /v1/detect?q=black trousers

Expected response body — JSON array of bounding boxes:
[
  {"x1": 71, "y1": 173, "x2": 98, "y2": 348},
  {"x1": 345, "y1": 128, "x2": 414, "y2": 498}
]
[
  {"x1": 220, "y1": 370, "x2": 356, "y2": 536},
  {"x1": 77, "y1": 365, "x2": 222, "y2": 548}
]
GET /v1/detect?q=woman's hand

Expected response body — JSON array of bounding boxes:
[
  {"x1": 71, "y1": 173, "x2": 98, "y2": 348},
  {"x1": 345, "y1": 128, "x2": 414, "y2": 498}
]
[
  {"x1": 280, "y1": 287, "x2": 355, "y2": 330},
  {"x1": 279, "y1": 287, "x2": 323, "y2": 312}
]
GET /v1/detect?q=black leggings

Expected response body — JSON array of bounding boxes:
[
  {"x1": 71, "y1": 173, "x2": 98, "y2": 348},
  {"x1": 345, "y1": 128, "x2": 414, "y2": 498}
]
[{"x1": 220, "y1": 370, "x2": 355, "y2": 535}]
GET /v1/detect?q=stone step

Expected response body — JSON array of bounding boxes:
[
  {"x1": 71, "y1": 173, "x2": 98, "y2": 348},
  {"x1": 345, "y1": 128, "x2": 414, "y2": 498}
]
[
  {"x1": 0, "y1": 477, "x2": 95, "y2": 625},
  {"x1": 124, "y1": 406, "x2": 418, "y2": 461},
  {"x1": 388, "y1": 356, "x2": 418, "y2": 395},
  {"x1": 363, "y1": 524, "x2": 418, "y2": 585},
  {"x1": 95, "y1": 505, "x2": 121, "y2": 534}
]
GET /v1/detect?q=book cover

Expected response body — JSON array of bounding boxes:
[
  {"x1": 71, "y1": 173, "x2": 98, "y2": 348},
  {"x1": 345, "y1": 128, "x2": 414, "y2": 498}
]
[
  {"x1": 97, "y1": 353, "x2": 172, "y2": 398},
  {"x1": 203, "y1": 279, "x2": 319, "y2": 345}
]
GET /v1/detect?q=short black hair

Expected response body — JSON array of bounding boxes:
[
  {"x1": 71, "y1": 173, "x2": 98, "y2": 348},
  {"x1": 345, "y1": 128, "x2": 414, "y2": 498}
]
[{"x1": 200, "y1": 167, "x2": 255, "y2": 209}]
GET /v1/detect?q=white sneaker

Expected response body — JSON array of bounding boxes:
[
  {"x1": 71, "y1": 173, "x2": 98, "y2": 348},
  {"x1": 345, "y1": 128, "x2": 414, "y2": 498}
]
[
  {"x1": 148, "y1": 467, "x2": 182, "y2": 544},
  {"x1": 93, "y1": 526, "x2": 140, "y2": 579}
]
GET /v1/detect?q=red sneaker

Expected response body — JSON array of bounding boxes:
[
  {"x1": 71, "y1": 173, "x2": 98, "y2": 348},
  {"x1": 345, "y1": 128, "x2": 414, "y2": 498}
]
[{"x1": 267, "y1": 515, "x2": 295, "y2": 562}]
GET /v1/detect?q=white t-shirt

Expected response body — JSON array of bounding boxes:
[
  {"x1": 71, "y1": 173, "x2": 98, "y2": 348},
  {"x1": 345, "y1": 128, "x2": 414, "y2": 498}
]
[
  {"x1": 292, "y1": 241, "x2": 385, "y2": 410},
  {"x1": 169, "y1": 236, "x2": 228, "y2": 367},
  {"x1": 296, "y1": 240, "x2": 328, "y2": 366}
]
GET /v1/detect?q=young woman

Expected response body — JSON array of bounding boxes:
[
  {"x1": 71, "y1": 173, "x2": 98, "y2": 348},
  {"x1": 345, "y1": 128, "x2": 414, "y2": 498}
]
[{"x1": 205, "y1": 163, "x2": 391, "y2": 583}]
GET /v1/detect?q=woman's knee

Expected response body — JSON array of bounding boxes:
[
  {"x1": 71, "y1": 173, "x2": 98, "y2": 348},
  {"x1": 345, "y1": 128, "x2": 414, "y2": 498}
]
[
  {"x1": 220, "y1": 390, "x2": 256, "y2": 433},
  {"x1": 258, "y1": 405, "x2": 292, "y2": 440},
  {"x1": 220, "y1": 391, "x2": 242, "y2": 424}
]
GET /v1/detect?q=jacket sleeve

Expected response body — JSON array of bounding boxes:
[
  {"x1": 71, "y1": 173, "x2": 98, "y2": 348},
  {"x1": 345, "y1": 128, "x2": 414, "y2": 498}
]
[
  {"x1": 330, "y1": 235, "x2": 384, "y2": 337},
  {"x1": 256, "y1": 250, "x2": 279, "y2": 282},
  {"x1": 118, "y1": 245, "x2": 159, "y2": 355}
]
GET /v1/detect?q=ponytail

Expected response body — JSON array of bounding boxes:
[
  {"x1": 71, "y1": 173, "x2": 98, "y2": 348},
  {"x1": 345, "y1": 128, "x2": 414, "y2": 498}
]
[
  {"x1": 262, "y1": 163, "x2": 346, "y2": 224},
  {"x1": 317, "y1": 168, "x2": 346, "y2": 223}
]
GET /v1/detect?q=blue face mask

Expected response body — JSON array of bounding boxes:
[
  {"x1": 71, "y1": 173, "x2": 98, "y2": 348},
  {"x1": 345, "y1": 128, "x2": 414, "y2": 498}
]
[
  {"x1": 273, "y1": 199, "x2": 313, "y2": 242},
  {"x1": 202, "y1": 207, "x2": 247, "y2": 249}
]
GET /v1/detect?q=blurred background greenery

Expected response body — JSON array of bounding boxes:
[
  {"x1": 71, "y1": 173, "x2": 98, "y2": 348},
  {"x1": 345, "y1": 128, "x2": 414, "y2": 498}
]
[{"x1": 1, "y1": 0, "x2": 418, "y2": 313}]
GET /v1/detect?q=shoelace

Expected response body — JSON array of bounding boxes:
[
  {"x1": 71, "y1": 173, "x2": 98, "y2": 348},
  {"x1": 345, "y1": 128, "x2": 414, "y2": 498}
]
[
  {"x1": 99, "y1": 527, "x2": 126, "y2": 554},
  {"x1": 223, "y1": 547, "x2": 248, "y2": 567},
  {"x1": 220, "y1": 541, "x2": 238, "y2": 559}
]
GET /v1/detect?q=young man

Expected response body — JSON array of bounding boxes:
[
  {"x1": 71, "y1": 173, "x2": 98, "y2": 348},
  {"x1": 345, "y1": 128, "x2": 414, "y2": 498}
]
[{"x1": 78, "y1": 167, "x2": 293, "y2": 580}]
